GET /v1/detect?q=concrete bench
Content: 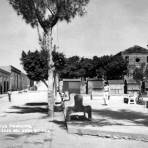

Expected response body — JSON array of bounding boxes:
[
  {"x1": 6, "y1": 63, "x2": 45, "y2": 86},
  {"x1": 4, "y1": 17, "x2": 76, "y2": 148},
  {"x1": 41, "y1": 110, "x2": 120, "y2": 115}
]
[
  {"x1": 124, "y1": 93, "x2": 137, "y2": 104},
  {"x1": 65, "y1": 94, "x2": 92, "y2": 121}
]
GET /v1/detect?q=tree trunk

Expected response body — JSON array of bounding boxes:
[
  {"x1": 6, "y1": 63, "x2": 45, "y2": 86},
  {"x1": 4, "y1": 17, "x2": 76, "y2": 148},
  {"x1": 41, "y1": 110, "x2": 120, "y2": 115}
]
[{"x1": 45, "y1": 27, "x2": 55, "y2": 119}]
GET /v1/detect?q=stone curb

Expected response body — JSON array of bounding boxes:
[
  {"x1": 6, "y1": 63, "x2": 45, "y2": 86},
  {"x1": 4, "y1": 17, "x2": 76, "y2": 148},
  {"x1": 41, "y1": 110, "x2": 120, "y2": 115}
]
[{"x1": 67, "y1": 125, "x2": 148, "y2": 142}]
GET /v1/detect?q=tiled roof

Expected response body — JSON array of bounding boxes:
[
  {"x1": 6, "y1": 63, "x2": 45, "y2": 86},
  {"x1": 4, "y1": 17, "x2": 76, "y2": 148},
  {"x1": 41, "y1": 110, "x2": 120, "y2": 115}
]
[{"x1": 122, "y1": 45, "x2": 148, "y2": 54}]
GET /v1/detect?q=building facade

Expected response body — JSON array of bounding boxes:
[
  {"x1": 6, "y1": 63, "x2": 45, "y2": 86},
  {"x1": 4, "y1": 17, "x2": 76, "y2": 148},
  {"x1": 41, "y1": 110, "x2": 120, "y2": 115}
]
[
  {"x1": 121, "y1": 45, "x2": 148, "y2": 78},
  {"x1": 0, "y1": 66, "x2": 30, "y2": 91},
  {"x1": 87, "y1": 78, "x2": 104, "y2": 94},
  {"x1": 21, "y1": 72, "x2": 30, "y2": 90},
  {"x1": 0, "y1": 68, "x2": 10, "y2": 94},
  {"x1": 108, "y1": 80, "x2": 124, "y2": 95},
  {"x1": 126, "y1": 79, "x2": 141, "y2": 94},
  {"x1": 63, "y1": 79, "x2": 81, "y2": 94}
]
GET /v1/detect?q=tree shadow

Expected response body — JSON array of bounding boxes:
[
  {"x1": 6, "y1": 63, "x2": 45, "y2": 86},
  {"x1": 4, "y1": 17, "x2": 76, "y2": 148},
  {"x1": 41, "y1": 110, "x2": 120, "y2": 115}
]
[
  {"x1": 92, "y1": 109, "x2": 148, "y2": 127},
  {"x1": 5, "y1": 134, "x2": 23, "y2": 139},
  {"x1": 7, "y1": 106, "x2": 48, "y2": 114},
  {"x1": 4, "y1": 132, "x2": 41, "y2": 140},
  {"x1": 67, "y1": 119, "x2": 124, "y2": 127},
  {"x1": 25, "y1": 102, "x2": 48, "y2": 106},
  {"x1": 6, "y1": 102, "x2": 48, "y2": 114},
  {"x1": 51, "y1": 120, "x2": 67, "y2": 130},
  {"x1": 66, "y1": 108, "x2": 148, "y2": 128}
]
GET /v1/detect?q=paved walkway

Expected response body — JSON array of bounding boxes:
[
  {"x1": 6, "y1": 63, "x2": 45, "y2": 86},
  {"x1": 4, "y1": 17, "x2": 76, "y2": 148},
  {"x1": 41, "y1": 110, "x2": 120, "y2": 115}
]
[
  {"x1": 0, "y1": 91, "x2": 148, "y2": 148},
  {"x1": 67, "y1": 94, "x2": 148, "y2": 140}
]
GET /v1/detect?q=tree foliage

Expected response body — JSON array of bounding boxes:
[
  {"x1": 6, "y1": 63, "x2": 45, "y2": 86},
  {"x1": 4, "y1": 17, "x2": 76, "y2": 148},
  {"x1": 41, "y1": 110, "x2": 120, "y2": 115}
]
[
  {"x1": 144, "y1": 65, "x2": 148, "y2": 79},
  {"x1": 9, "y1": 0, "x2": 90, "y2": 81},
  {"x1": 105, "y1": 55, "x2": 128, "y2": 80},
  {"x1": 133, "y1": 63, "x2": 147, "y2": 93},
  {"x1": 79, "y1": 58, "x2": 94, "y2": 78},
  {"x1": 8, "y1": 0, "x2": 90, "y2": 32},
  {"x1": 52, "y1": 48, "x2": 65, "y2": 72},
  {"x1": 59, "y1": 56, "x2": 80, "y2": 78},
  {"x1": 21, "y1": 49, "x2": 65, "y2": 87},
  {"x1": 21, "y1": 49, "x2": 128, "y2": 83},
  {"x1": 9, "y1": 0, "x2": 90, "y2": 80},
  {"x1": 59, "y1": 53, "x2": 127, "y2": 80},
  {"x1": 133, "y1": 68, "x2": 144, "y2": 82},
  {"x1": 133, "y1": 63, "x2": 147, "y2": 82},
  {"x1": 9, "y1": 0, "x2": 90, "y2": 115}
]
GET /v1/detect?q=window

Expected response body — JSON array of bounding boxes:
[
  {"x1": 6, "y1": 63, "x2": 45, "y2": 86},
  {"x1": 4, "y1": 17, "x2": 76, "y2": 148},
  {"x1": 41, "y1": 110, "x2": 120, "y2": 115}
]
[
  {"x1": 135, "y1": 57, "x2": 140, "y2": 62},
  {"x1": 125, "y1": 56, "x2": 129, "y2": 62}
]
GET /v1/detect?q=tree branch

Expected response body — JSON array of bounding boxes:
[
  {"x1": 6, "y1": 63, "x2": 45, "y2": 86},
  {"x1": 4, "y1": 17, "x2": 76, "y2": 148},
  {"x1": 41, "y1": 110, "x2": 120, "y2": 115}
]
[
  {"x1": 47, "y1": 6, "x2": 55, "y2": 16},
  {"x1": 31, "y1": 0, "x2": 47, "y2": 32},
  {"x1": 37, "y1": 23, "x2": 42, "y2": 42},
  {"x1": 41, "y1": 79, "x2": 48, "y2": 88}
]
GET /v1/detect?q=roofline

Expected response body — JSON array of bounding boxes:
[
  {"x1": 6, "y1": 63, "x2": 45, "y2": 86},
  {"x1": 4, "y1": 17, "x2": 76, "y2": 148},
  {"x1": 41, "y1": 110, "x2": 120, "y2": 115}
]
[
  {"x1": 10, "y1": 65, "x2": 21, "y2": 73},
  {"x1": 0, "y1": 68, "x2": 11, "y2": 75},
  {"x1": 87, "y1": 79, "x2": 104, "y2": 81},
  {"x1": 121, "y1": 45, "x2": 148, "y2": 54},
  {"x1": 63, "y1": 78, "x2": 81, "y2": 82},
  {"x1": 122, "y1": 52, "x2": 148, "y2": 55}
]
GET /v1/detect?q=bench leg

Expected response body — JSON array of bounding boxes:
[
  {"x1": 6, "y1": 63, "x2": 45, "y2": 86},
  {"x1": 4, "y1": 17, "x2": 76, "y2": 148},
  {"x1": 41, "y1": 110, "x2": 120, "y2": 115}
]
[
  {"x1": 66, "y1": 107, "x2": 73, "y2": 121},
  {"x1": 85, "y1": 106, "x2": 92, "y2": 120}
]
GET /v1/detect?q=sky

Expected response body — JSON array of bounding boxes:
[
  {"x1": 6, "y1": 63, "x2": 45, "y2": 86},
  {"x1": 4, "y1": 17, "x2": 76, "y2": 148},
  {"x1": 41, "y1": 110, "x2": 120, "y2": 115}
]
[{"x1": 1, "y1": 0, "x2": 148, "y2": 71}]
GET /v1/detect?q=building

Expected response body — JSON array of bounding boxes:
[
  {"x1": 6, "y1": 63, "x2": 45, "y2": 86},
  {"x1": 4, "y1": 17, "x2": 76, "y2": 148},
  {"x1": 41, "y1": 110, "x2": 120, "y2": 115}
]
[
  {"x1": 63, "y1": 78, "x2": 104, "y2": 95},
  {"x1": 21, "y1": 72, "x2": 30, "y2": 90},
  {"x1": 121, "y1": 45, "x2": 148, "y2": 78},
  {"x1": 126, "y1": 79, "x2": 140, "y2": 94},
  {"x1": 87, "y1": 78, "x2": 104, "y2": 95},
  {"x1": 108, "y1": 80, "x2": 124, "y2": 95},
  {"x1": 63, "y1": 79, "x2": 81, "y2": 94},
  {"x1": 0, "y1": 68, "x2": 10, "y2": 94},
  {"x1": 0, "y1": 66, "x2": 30, "y2": 91},
  {"x1": 0, "y1": 66, "x2": 22, "y2": 91}
]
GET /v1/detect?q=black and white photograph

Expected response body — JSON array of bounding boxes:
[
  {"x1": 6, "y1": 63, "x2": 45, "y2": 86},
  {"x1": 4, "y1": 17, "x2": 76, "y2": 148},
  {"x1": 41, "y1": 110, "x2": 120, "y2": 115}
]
[{"x1": 1, "y1": 0, "x2": 148, "y2": 147}]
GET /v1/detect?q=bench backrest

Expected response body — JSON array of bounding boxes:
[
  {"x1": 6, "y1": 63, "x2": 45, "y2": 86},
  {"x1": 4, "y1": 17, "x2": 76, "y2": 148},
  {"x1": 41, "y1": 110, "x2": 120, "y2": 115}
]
[{"x1": 74, "y1": 94, "x2": 83, "y2": 110}]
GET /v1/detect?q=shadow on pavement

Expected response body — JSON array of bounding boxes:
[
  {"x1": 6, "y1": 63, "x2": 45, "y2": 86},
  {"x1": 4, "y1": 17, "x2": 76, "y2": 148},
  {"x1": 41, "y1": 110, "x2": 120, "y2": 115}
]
[
  {"x1": 67, "y1": 119, "x2": 124, "y2": 127},
  {"x1": 52, "y1": 120, "x2": 67, "y2": 130},
  {"x1": 5, "y1": 134, "x2": 23, "y2": 139},
  {"x1": 67, "y1": 109, "x2": 148, "y2": 128},
  {"x1": 6, "y1": 102, "x2": 48, "y2": 114},
  {"x1": 25, "y1": 102, "x2": 48, "y2": 106},
  {"x1": 92, "y1": 109, "x2": 148, "y2": 127},
  {"x1": 7, "y1": 106, "x2": 48, "y2": 114}
]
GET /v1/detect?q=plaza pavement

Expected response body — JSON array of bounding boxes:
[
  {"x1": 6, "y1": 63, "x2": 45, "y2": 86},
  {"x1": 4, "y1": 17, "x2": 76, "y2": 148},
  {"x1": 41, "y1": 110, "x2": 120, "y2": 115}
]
[
  {"x1": 67, "y1": 94, "x2": 148, "y2": 140},
  {"x1": 0, "y1": 91, "x2": 148, "y2": 148}
]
